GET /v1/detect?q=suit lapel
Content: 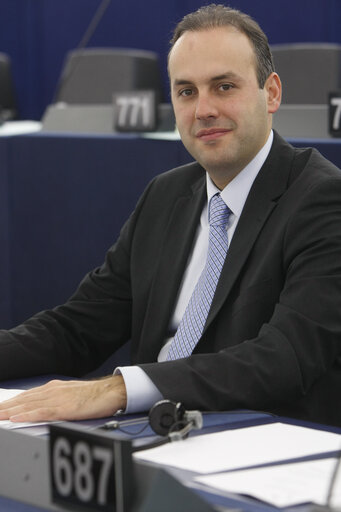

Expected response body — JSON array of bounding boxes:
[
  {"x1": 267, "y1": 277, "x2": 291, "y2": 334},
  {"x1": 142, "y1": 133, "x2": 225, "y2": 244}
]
[
  {"x1": 138, "y1": 172, "x2": 206, "y2": 361},
  {"x1": 205, "y1": 132, "x2": 296, "y2": 330}
]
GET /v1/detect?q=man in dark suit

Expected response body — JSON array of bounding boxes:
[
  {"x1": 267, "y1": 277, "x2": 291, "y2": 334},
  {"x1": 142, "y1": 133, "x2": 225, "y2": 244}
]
[{"x1": 0, "y1": 4, "x2": 341, "y2": 426}]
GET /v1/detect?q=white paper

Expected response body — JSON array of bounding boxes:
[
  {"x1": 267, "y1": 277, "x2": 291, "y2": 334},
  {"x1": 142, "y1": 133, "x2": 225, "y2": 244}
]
[
  {"x1": 194, "y1": 458, "x2": 341, "y2": 508},
  {"x1": 0, "y1": 388, "x2": 24, "y2": 401},
  {"x1": 0, "y1": 388, "x2": 49, "y2": 430},
  {"x1": 134, "y1": 422, "x2": 341, "y2": 474}
]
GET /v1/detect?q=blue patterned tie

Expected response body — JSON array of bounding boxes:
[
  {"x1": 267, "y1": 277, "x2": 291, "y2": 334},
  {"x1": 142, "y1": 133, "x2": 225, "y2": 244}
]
[{"x1": 167, "y1": 193, "x2": 231, "y2": 360}]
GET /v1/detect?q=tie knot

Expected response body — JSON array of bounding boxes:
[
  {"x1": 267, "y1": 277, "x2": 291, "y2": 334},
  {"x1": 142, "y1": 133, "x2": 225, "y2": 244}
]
[{"x1": 209, "y1": 193, "x2": 230, "y2": 228}]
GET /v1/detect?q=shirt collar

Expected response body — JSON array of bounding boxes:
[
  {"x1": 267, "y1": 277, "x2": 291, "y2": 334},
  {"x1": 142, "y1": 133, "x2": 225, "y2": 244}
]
[{"x1": 206, "y1": 130, "x2": 274, "y2": 218}]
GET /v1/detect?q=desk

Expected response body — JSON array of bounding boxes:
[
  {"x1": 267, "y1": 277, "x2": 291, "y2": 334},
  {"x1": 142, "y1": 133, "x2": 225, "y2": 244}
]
[{"x1": 0, "y1": 132, "x2": 340, "y2": 329}]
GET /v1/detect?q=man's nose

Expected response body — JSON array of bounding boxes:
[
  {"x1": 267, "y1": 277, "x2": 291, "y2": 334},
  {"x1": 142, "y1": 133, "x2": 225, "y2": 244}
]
[{"x1": 195, "y1": 93, "x2": 219, "y2": 120}]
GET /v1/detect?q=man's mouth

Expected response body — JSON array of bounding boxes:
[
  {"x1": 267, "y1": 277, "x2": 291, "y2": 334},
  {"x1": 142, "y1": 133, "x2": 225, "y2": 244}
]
[{"x1": 196, "y1": 128, "x2": 232, "y2": 142}]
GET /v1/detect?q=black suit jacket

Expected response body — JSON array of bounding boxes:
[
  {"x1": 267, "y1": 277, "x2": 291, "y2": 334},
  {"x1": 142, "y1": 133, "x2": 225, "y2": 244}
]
[{"x1": 1, "y1": 132, "x2": 341, "y2": 426}]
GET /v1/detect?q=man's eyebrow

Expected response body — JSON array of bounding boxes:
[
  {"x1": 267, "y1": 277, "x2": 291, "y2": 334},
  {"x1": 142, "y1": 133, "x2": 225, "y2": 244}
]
[
  {"x1": 172, "y1": 78, "x2": 193, "y2": 87},
  {"x1": 172, "y1": 71, "x2": 242, "y2": 87},
  {"x1": 210, "y1": 71, "x2": 242, "y2": 82}
]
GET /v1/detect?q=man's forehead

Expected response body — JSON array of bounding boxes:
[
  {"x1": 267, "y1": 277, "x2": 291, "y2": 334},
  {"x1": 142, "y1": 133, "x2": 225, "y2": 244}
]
[
  {"x1": 168, "y1": 26, "x2": 256, "y2": 80},
  {"x1": 170, "y1": 25, "x2": 250, "y2": 57}
]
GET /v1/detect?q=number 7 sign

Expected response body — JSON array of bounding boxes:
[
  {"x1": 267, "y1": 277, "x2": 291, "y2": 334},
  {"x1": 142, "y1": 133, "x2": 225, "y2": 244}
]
[{"x1": 329, "y1": 92, "x2": 341, "y2": 136}]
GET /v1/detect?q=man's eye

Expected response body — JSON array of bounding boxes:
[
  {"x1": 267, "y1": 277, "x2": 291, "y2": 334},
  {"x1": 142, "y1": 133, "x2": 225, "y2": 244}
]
[
  {"x1": 220, "y1": 83, "x2": 234, "y2": 91},
  {"x1": 179, "y1": 88, "x2": 193, "y2": 97}
]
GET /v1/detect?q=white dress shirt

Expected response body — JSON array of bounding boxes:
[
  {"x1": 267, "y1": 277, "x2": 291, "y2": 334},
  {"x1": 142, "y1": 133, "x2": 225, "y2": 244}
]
[{"x1": 115, "y1": 131, "x2": 274, "y2": 413}]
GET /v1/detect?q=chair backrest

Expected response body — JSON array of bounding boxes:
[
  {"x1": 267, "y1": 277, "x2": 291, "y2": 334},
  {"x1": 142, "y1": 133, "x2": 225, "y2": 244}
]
[
  {"x1": 271, "y1": 43, "x2": 341, "y2": 104},
  {"x1": 54, "y1": 48, "x2": 164, "y2": 104},
  {"x1": 0, "y1": 52, "x2": 17, "y2": 119}
]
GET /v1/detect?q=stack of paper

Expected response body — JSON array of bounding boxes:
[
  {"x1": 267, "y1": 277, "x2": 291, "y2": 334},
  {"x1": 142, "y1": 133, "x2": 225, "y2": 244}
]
[{"x1": 135, "y1": 422, "x2": 341, "y2": 507}]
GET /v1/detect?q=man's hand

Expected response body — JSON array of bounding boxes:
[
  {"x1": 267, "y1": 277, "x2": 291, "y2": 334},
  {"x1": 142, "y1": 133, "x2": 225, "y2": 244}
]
[{"x1": 0, "y1": 376, "x2": 127, "y2": 423}]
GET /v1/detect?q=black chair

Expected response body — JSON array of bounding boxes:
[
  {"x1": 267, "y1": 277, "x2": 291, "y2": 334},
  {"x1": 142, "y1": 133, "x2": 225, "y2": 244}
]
[
  {"x1": 54, "y1": 47, "x2": 164, "y2": 104},
  {"x1": 0, "y1": 52, "x2": 17, "y2": 121},
  {"x1": 271, "y1": 43, "x2": 341, "y2": 104}
]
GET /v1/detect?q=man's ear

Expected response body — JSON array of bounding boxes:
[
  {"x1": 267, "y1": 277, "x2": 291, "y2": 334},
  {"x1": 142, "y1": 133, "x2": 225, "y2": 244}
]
[{"x1": 265, "y1": 72, "x2": 282, "y2": 114}]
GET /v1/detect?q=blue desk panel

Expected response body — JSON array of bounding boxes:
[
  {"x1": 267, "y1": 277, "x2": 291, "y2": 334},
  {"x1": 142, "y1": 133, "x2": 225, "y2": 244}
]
[
  {"x1": 3, "y1": 133, "x2": 192, "y2": 327},
  {"x1": 0, "y1": 138, "x2": 11, "y2": 327}
]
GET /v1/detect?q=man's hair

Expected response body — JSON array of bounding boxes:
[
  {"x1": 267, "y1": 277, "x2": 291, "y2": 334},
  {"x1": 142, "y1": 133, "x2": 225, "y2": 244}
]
[{"x1": 169, "y1": 3, "x2": 274, "y2": 88}]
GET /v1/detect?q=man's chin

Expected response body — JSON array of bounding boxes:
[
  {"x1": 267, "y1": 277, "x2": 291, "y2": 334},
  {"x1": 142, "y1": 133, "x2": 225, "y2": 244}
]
[{"x1": 195, "y1": 153, "x2": 235, "y2": 173}]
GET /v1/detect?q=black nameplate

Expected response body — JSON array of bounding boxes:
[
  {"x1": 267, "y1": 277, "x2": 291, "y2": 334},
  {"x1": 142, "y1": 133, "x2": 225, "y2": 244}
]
[
  {"x1": 49, "y1": 423, "x2": 133, "y2": 512},
  {"x1": 329, "y1": 91, "x2": 341, "y2": 137},
  {"x1": 113, "y1": 90, "x2": 157, "y2": 132}
]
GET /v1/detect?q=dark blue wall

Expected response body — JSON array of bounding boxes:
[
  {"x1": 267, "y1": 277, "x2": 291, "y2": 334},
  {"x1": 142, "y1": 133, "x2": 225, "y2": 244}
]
[{"x1": 1, "y1": 0, "x2": 341, "y2": 120}]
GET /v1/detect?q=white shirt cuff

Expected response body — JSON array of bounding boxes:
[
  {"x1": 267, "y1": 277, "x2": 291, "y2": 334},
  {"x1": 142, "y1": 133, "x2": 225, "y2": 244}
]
[{"x1": 114, "y1": 366, "x2": 164, "y2": 414}]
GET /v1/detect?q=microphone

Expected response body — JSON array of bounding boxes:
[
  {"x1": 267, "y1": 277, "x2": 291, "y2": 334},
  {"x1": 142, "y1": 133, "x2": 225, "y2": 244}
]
[
  {"x1": 75, "y1": 0, "x2": 111, "y2": 51},
  {"x1": 53, "y1": 0, "x2": 112, "y2": 103},
  {"x1": 327, "y1": 455, "x2": 341, "y2": 507}
]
